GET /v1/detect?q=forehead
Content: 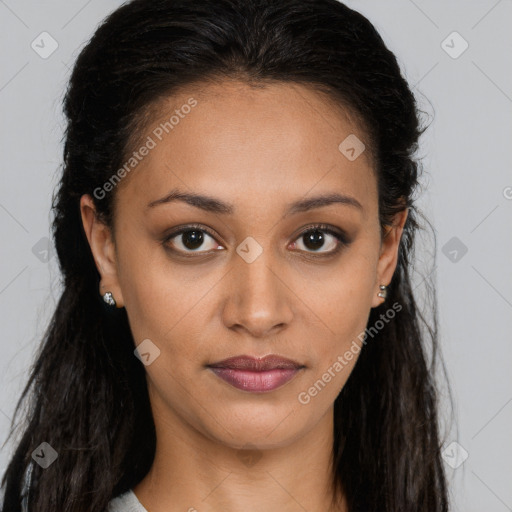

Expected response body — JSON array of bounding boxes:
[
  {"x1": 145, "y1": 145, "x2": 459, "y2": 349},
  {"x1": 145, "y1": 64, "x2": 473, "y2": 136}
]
[{"x1": 114, "y1": 80, "x2": 377, "y2": 220}]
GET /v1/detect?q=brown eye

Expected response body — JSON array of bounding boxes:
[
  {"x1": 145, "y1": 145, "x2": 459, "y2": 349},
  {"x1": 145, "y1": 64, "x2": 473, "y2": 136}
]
[
  {"x1": 163, "y1": 225, "x2": 223, "y2": 254},
  {"x1": 180, "y1": 230, "x2": 205, "y2": 250},
  {"x1": 292, "y1": 225, "x2": 349, "y2": 255}
]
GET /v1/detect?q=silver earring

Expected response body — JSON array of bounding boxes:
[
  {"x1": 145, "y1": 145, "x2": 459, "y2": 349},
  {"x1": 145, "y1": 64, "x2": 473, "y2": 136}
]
[
  {"x1": 377, "y1": 284, "x2": 388, "y2": 299},
  {"x1": 102, "y1": 291, "x2": 116, "y2": 307}
]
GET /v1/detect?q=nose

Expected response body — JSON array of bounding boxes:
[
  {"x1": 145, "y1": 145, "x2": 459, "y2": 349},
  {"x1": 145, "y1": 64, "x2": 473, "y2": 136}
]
[{"x1": 222, "y1": 250, "x2": 294, "y2": 339}]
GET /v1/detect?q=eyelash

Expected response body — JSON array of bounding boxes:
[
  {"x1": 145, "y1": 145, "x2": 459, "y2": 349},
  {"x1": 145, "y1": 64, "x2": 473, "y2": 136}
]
[{"x1": 161, "y1": 223, "x2": 350, "y2": 259}]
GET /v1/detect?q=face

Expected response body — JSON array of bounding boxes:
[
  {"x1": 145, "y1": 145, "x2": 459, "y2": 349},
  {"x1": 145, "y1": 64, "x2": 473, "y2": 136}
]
[{"x1": 81, "y1": 80, "x2": 406, "y2": 450}]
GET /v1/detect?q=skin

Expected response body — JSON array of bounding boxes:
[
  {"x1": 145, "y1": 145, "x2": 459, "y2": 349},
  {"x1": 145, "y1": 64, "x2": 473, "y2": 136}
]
[{"x1": 80, "y1": 80, "x2": 407, "y2": 512}]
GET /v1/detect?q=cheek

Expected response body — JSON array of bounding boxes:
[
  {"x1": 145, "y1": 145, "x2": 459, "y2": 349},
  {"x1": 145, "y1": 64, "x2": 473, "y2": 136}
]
[
  {"x1": 312, "y1": 249, "x2": 376, "y2": 317},
  {"x1": 305, "y1": 246, "x2": 377, "y2": 368},
  {"x1": 118, "y1": 245, "x2": 219, "y2": 365},
  {"x1": 300, "y1": 291, "x2": 372, "y2": 410}
]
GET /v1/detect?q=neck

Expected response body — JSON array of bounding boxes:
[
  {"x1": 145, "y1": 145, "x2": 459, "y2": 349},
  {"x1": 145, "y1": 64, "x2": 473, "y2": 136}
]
[{"x1": 133, "y1": 400, "x2": 347, "y2": 512}]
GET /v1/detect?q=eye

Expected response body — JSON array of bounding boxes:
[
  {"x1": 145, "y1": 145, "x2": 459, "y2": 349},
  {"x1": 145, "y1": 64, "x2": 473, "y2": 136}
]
[
  {"x1": 162, "y1": 223, "x2": 350, "y2": 258},
  {"x1": 162, "y1": 224, "x2": 223, "y2": 255},
  {"x1": 290, "y1": 224, "x2": 349, "y2": 256}
]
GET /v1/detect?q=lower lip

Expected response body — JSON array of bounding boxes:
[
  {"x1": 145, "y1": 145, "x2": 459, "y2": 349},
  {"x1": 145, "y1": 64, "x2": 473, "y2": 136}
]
[{"x1": 208, "y1": 367, "x2": 302, "y2": 392}]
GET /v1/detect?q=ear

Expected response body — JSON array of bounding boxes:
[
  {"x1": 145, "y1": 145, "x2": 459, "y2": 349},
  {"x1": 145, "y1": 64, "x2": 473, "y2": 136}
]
[
  {"x1": 80, "y1": 194, "x2": 125, "y2": 308},
  {"x1": 371, "y1": 207, "x2": 408, "y2": 308}
]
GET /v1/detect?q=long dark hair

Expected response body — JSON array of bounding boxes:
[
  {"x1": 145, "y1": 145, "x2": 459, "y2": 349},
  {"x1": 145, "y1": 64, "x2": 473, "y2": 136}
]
[{"x1": 1, "y1": 1, "x2": 450, "y2": 510}]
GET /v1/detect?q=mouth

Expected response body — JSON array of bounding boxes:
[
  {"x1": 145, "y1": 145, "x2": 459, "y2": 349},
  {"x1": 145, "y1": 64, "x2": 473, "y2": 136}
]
[{"x1": 206, "y1": 354, "x2": 305, "y2": 392}]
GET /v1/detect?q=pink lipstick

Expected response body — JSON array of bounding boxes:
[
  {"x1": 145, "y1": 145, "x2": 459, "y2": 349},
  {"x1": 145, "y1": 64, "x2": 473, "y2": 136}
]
[{"x1": 207, "y1": 354, "x2": 304, "y2": 392}]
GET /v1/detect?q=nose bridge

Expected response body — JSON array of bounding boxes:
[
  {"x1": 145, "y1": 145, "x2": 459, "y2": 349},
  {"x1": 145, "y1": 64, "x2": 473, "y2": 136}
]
[{"x1": 222, "y1": 239, "x2": 293, "y2": 337}]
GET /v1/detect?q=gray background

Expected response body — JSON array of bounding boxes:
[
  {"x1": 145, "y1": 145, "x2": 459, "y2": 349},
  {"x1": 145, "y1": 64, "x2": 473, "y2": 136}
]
[{"x1": 1, "y1": 1, "x2": 511, "y2": 510}]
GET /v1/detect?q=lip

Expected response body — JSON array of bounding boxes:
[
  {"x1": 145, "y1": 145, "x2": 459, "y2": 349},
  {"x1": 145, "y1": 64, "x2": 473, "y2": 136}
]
[
  {"x1": 207, "y1": 354, "x2": 305, "y2": 392},
  {"x1": 209, "y1": 354, "x2": 303, "y2": 371}
]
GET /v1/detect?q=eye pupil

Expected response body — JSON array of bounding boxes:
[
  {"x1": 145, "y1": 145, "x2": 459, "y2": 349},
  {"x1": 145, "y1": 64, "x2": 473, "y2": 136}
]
[
  {"x1": 182, "y1": 230, "x2": 204, "y2": 250},
  {"x1": 303, "y1": 229, "x2": 324, "y2": 251}
]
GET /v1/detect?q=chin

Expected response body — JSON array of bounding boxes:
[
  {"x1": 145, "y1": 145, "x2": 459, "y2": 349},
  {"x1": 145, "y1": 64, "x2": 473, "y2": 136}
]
[{"x1": 198, "y1": 403, "x2": 307, "y2": 449}]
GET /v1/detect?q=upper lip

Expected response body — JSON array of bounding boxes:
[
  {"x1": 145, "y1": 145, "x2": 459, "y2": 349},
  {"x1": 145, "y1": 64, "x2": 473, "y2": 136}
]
[{"x1": 208, "y1": 354, "x2": 304, "y2": 371}]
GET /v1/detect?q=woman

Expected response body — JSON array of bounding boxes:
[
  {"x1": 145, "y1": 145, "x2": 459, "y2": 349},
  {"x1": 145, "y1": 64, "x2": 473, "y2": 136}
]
[{"x1": 1, "y1": 0, "x2": 449, "y2": 510}]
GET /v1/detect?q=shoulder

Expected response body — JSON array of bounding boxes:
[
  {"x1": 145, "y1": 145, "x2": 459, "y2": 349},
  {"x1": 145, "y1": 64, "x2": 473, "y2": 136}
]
[{"x1": 108, "y1": 489, "x2": 148, "y2": 512}]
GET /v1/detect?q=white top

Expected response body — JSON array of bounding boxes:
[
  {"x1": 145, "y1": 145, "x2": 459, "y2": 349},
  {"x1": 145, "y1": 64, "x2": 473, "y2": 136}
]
[{"x1": 108, "y1": 489, "x2": 148, "y2": 512}]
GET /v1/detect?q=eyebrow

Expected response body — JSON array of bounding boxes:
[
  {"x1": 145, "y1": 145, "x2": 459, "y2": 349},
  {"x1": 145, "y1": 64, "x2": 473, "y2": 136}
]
[{"x1": 145, "y1": 188, "x2": 363, "y2": 215}]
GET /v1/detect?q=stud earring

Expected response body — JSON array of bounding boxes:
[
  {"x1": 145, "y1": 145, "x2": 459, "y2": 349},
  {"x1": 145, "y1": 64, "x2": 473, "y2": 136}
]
[
  {"x1": 102, "y1": 291, "x2": 116, "y2": 307},
  {"x1": 377, "y1": 284, "x2": 388, "y2": 300}
]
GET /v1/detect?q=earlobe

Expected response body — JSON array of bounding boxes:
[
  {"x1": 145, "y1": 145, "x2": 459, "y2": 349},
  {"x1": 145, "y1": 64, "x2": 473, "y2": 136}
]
[
  {"x1": 79, "y1": 194, "x2": 125, "y2": 308},
  {"x1": 372, "y1": 208, "x2": 408, "y2": 308}
]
